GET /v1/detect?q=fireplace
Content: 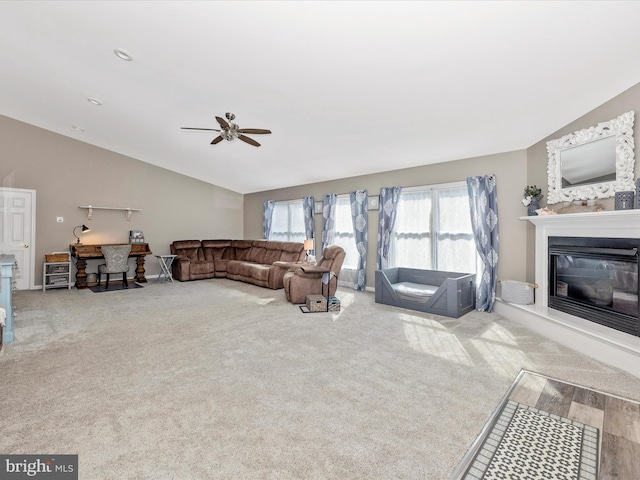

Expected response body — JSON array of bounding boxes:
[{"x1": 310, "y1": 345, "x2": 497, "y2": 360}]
[
  {"x1": 548, "y1": 236, "x2": 639, "y2": 337},
  {"x1": 493, "y1": 210, "x2": 640, "y2": 379}
]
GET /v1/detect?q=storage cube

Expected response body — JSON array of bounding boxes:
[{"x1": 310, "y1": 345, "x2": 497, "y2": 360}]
[
  {"x1": 306, "y1": 294, "x2": 327, "y2": 312},
  {"x1": 328, "y1": 297, "x2": 340, "y2": 312}
]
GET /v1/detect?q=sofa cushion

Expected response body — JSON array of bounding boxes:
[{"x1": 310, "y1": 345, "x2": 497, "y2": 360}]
[
  {"x1": 214, "y1": 259, "x2": 230, "y2": 273},
  {"x1": 236, "y1": 262, "x2": 271, "y2": 284},
  {"x1": 172, "y1": 240, "x2": 202, "y2": 250},
  {"x1": 234, "y1": 248, "x2": 249, "y2": 261},
  {"x1": 280, "y1": 241, "x2": 304, "y2": 253},
  {"x1": 232, "y1": 262, "x2": 270, "y2": 282},
  {"x1": 263, "y1": 241, "x2": 284, "y2": 265},
  {"x1": 181, "y1": 248, "x2": 200, "y2": 262},
  {"x1": 226, "y1": 260, "x2": 242, "y2": 275},
  {"x1": 279, "y1": 241, "x2": 305, "y2": 262},
  {"x1": 247, "y1": 246, "x2": 267, "y2": 264},
  {"x1": 202, "y1": 240, "x2": 232, "y2": 261},
  {"x1": 207, "y1": 248, "x2": 227, "y2": 261},
  {"x1": 231, "y1": 240, "x2": 253, "y2": 248},
  {"x1": 317, "y1": 245, "x2": 343, "y2": 268},
  {"x1": 231, "y1": 240, "x2": 253, "y2": 260},
  {"x1": 171, "y1": 240, "x2": 203, "y2": 262},
  {"x1": 280, "y1": 251, "x2": 300, "y2": 263},
  {"x1": 190, "y1": 260, "x2": 215, "y2": 276},
  {"x1": 251, "y1": 264, "x2": 271, "y2": 283}
]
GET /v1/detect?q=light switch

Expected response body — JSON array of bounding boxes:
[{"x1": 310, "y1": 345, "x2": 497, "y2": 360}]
[{"x1": 56, "y1": 217, "x2": 64, "y2": 223}]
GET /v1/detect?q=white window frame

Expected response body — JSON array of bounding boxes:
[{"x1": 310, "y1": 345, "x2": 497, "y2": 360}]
[
  {"x1": 389, "y1": 181, "x2": 477, "y2": 274},
  {"x1": 269, "y1": 199, "x2": 305, "y2": 243},
  {"x1": 332, "y1": 194, "x2": 359, "y2": 287}
]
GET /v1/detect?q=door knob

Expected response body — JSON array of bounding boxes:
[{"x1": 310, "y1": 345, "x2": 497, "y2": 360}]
[{"x1": 23, "y1": 244, "x2": 29, "y2": 248}]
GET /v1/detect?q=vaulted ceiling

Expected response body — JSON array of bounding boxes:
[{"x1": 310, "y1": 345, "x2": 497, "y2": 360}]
[{"x1": 2, "y1": 1, "x2": 640, "y2": 194}]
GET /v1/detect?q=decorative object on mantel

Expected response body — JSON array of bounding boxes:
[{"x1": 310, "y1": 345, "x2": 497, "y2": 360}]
[
  {"x1": 553, "y1": 200, "x2": 604, "y2": 215},
  {"x1": 614, "y1": 191, "x2": 635, "y2": 210},
  {"x1": 79, "y1": 205, "x2": 141, "y2": 221},
  {"x1": 546, "y1": 111, "x2": 635, "y2": 204},
  {"x1": 522, "y1": 185, "x2": 543, "y2": 216},
  {"x1": 636, "y1": 178, "x2": 640, "y2": 208},
  {"x1": 535, "y1": 207, "x2": 557, "y2": 216}
]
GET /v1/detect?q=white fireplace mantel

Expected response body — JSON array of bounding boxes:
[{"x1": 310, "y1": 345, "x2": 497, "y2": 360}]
[
  {"x1": 525, "y1": 209, "x2": 640, "y2": 308},
  {"x1": 493, "y1": 210, "x2": 640, "y2": 378}
]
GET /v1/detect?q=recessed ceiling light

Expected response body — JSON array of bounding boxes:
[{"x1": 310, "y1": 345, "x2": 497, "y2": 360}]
[
  {"x1": 114, "y1": 48, "x2": 133, "y2": 61},
  {"x1": 87, "y1": 97, "x2": 102, "y2": 106},
  {"x1": 72, "y1": 126, "x2": 84, "y2": 132}
]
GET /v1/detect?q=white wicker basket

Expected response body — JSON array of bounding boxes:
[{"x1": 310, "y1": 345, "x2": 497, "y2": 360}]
[{"x1": 500, "y1": 280, "x2": 536, "y2": 305}]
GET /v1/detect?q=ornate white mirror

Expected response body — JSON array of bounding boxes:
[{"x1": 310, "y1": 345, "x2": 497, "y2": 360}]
[{"x1": 546, "y1": 111, "x2": 635, "y2": 204}]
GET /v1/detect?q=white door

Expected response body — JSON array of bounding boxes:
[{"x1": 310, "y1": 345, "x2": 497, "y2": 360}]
[{"x1": 0, "y1": 188, "x2": 36, "y2": 290}]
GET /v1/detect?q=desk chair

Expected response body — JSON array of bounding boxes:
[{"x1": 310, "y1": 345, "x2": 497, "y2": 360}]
[{"x1": 98, "y1": 245, "x2": 131, "y2": 290}]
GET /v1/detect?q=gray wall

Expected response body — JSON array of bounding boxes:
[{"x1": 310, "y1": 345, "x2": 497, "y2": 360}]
[
  {"x1": 1, "y1": 115, "x2": 244, "y2": 286},
  {"x1": 524, "y1": 82, "x2": 640, "y2": 281},
  {"x1": 244, "y1": 150, "x2": 528, "y2": 289},
  {"x1": 4, "y1": 80, "x2": 639, "y2": 290},
  {"x1": 244, "y1": 81, "x2": 640, "y2": 290}
]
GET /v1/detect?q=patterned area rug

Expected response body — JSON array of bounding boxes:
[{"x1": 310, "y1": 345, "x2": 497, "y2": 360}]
[{"x1": 462, "y1": 401, "x2": 599, "y2": 480}]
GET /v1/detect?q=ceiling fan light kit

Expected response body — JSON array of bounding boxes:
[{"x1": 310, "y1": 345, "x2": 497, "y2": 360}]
[{"x1": 182, "y1": 112, "x2": 271, "y2": 147}]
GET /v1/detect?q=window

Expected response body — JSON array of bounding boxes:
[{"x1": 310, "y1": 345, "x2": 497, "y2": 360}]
[
  {"x1": 332, "y1": 195, "x2": 360, "y2": 285},
  {"x1": 388, "y1": 182, "x2": 477, "y2": 274},
  {"x1": 269, "y1": 200, "x2": 305, "y2": 243}
]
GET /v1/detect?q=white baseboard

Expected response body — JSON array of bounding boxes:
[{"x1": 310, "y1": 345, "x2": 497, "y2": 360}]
[{"x1": 494, "y1": 298, "x2": 640, "y2": 379}]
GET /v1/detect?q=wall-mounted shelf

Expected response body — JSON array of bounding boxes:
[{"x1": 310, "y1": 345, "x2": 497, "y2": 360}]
[{"x1": 79, "y1": 205, "x2": 141, "y2": 221}]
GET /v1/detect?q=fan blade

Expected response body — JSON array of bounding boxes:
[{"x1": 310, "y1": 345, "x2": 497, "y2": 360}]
[
  {"x1": 211, "y1": 136, "x2": 224, "y2": 145},
  {"x1": 181, "y1": 127, "x2": 221, "y2": 132},
  {"x1": 215, "y1": 116, "x2": 230, "y2": 130},
  {"x1": 237, "y1": 128, "x2": 271, "y2": 135},
  {"x1": 238, "y1": 134, "x2": 261, "y2": 147}
]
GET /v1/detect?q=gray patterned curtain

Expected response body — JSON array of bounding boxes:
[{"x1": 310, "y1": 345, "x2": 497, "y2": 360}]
[
  {"x1": 349, "y1": 190, "x2": 368, "y2": 291},
  {"x1": 303, "y1": 196, "x2": 315, "y2": 252},
  {"x1": 263, "y1": 200, "x2": 275, "y2": 239},
  {"x1": 322, "y1": 193, "x2": 337, "y2": 251},
  {"x1": 467, "y1": 175, "x2": 499, "y2": 312},
  {"x1": 376, "y1": 186, "x2": 402, "y2": 270}
]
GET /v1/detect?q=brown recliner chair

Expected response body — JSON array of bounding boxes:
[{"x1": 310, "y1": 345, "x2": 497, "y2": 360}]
[
  {"x1": 170, "y1": 240, "x2": 215, "y2": 281},
  {"x1": 283, "y1": 245, "x2": 346, "y2": 304}
]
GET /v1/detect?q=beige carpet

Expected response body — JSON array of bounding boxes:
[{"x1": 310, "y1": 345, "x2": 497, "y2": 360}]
[{"x1": 1, "y1": 279, "x2": 639, "y2": 479}]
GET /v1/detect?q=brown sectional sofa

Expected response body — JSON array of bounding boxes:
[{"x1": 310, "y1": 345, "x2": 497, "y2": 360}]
[{"x1": 170, "y1": 239, "x2": 305, "y2": 289}]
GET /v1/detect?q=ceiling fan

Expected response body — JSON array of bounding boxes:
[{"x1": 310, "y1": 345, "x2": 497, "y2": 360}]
[{"x1": 181, "y1": 112, "x2": 271, "y2": 147}]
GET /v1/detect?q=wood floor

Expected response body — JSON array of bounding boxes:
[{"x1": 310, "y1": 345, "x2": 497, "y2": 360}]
[
  {"x1": 452, "y1": 370, "x2": 640, "y2": 479},
  {"x1": 509, "y1": 371, "x2": 640, "y2": 480}
]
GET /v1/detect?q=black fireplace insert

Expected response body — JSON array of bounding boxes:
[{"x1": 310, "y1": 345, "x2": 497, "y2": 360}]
[{"x1": 548, "y1": 236, "x2": 639, "y2": 337}]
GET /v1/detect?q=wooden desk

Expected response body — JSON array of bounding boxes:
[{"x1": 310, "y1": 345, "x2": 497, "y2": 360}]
[{"x1": 70, "y1": 243, "x2": 152, "y2": 289}]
